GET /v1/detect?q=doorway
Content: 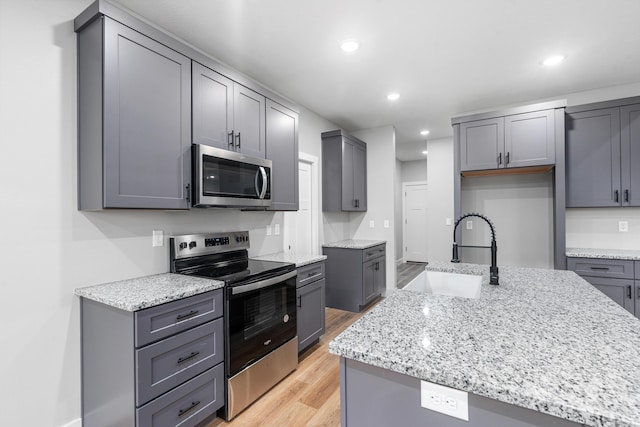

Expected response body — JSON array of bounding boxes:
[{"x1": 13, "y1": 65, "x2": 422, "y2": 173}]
[
  {"x1": 284, "y1": 153, "x2": 319, "y2": 254},
  {"x1": 402, "y1": 182, "x2": 428, "y2": 262}
]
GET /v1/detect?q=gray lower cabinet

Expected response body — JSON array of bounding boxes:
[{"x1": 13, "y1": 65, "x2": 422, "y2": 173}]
[
  {"x1": 296, "y1": 261, "x2": 326, "y2": 352},
  {"x1": 459, "y1": 109, "x2": 555, "y2": 172},
  {"x1": 636, "y1": 261, "x2": 640, "y2": 320},
  {"x1": 323, "y1": 244, "x2": 385, "y2": 312},
  {"x1": 322, "y1": 130, "x2": 367, "y2": 212},
  {"x1": 77, "y1": 16, "x2": 191, "y2": 210},
  {"x1": 567, "y1": 257, "x2": 635, "y2": 316},
  {"x1": 266, "y1": 100, "x2": 299, "y2": 211},
  {"x1": 565, "y1": 99, "x2": 640, "y2": 207},
  {"x1": 81, "y1": 290, "x2": 225, "y2": 426}
]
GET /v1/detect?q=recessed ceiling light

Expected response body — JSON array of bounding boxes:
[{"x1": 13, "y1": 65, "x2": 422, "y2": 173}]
[
  {"x1": 340, "y1": 39, "x2": 360, "y2": 53},
  {"x1": 387, "y1": 92, "x2": 400, "y2": 101},
  {"x1": 422, "y1": 150, "x2": 428, "y2": 155},
  {"x1": 543, "y1": 55, "x2": 566, "y2": 66},
  {"x1": 420, "y1": 130, "x2": 430, "y2": 136}
]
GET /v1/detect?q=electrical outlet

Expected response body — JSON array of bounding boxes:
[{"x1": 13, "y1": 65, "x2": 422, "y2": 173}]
[
  {"x1": 446, "y1": 218, "x2": 452, "y2": 226},
  {"x1": 266, "y1": 225, "x2": 272, "y2": 236},
  {"x1": 466, "y1": 220, "x2": 473, "y2": 230},
  {"x1": 619, "y1": 221, "x2": 629, "y2": 232},
  {"x1": 421, "y1": 381, "x2": 468, "y2": 421},
  {"x1": 152, "y1": 230, "x2": 163, "y2": 247},
  {"x1": 274, "y1": 224, "x2": 280, "y2": 235},
  {"x1": 383, "y1": 220, "x2": 389, "y2": 228},
  {"x1": 369, "y1": 220, "x2": 375, "y2": 228}
]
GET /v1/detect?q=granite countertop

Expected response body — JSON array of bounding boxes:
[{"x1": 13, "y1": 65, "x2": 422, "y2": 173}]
[
  {"x1": 251, "y1": 252, "x2": 327, "y2": 267},
  {"x1": 329, "y1": 261, "x2": 640, "y2": 427},
  {"x1": 566, "y1": 247, "x2": 640, "y2": 260},
  {"x1": 74, "y1": 273, "x2": 225, "y2": 311},
  {"x1": 322, "y1": 239, "x2": 386, "y2": 250}
]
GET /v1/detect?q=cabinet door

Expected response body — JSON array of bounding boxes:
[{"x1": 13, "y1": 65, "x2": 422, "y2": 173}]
[
  {"x1": 266, "y1": 100, "x2": 299, "y2": 211},
  {"x1": 352, "y1": 143, "x2": 367, "y2": 211},
  {"x1": 583, "y1": 276, "x2": 634, "y2": 315},
  {"x1": 460, "y1": 117, "x2": 504, "y2": 171},
  {"x1": 504, "y1": 109, "x2": 555, "y2": 168},
  {"x1": 192, "y1": 62, "x2": 234, "y2": 150},
  {"x1": 233, "y1": 84, "x2": 266, "y2": 158},
  {"x1": 297, "y1": 279, "x2": 326, "y2": 352},
  {"x1": 362, "y1": 259, "x2": 379, "y2": 305},
  {"x1": 621, "y1": 103, "x2": 640, "y2": 206},
  {"x1": 565, "y1": 108, "x2": 621, "y2": 207},
  {"x1": 103, "y1": 19, "x2": 191, "y2": 209},
  {"x1": 341, "y1": 141, "x2": 356, "y2": 210},
  {"x1": 374, "y1": 257, "x2": 386, "y2": 296},
  {"x1": 636, "y1": 281, "x2": 640, "y2": 320}
]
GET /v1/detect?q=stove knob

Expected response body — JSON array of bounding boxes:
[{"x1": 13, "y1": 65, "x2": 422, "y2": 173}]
[
  {"x1": 189, "y1": 241, "x2": 197, "y2": 249},
  {"x1": 179, "y1": 242, "x2": 188, "y2": 250}
]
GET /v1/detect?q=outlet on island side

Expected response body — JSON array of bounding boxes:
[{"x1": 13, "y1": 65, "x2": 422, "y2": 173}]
[{"x1": 421, "y1": 381, "x2": 468, "y2": 421}]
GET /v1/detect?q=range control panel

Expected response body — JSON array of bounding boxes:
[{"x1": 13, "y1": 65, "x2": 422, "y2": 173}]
[{"x1": 170, "y1": 231, "x2": 250, "y2": 259}]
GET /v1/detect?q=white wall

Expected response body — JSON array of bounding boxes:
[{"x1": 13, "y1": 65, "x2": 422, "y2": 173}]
[
  {"x1": 395, "y1": 159, "x2": 404, "y2": 262},
  {"x1": 566, "y1": 208, "x2": 640, "y2": 250},
  {"x1": 401, "y1": 159, "x2": 428, "y2": 183},
  {"x1": 0, "y1": 2, "x2": 335, "y2": 425},
  {"x1": 460, "y1": 174, "x2": 554, "y2": 268},
  {"x1": 425, "y1": 137, "x2": 456, "y2": 263},
  {"x1": 351, "y1": 126, "x2": 397, "y2": 290}
]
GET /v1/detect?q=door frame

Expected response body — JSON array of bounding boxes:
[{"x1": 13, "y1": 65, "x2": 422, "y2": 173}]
[
  {"x1": 283, "y1": 152, "x2": 320, "y2": 254},
  {"x1": 402, "y1": 181, "x2": 428, "y2": 263}
]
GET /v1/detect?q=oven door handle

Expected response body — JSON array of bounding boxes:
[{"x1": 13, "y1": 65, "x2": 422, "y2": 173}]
[{"x1": 231, "y1": 270, "x2": 297, "y2": 295}]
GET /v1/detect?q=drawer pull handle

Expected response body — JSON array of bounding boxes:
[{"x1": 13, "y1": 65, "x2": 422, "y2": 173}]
[
  {"x1": 589, "y1": 267, "x2": 610, "y2": 271},
  {"x1": 297, "y1": 295, "x2": 302, "y2": 308},
  {"x1": 178, "y1": 400, "x2": 201, "y2": 417},
  {"x1": 614, "y1": 190, "x2": 619, "y2": 203},
  {"x1": 306, "y1": 272, "x2": 319, "y2": 278},
  {"x1": 624, "y1": 189, "x2": 630, "y2": 203},
  {"x1": 176, "y1": 310, "x2": 199, "y2": 321},
  {"x1": 177, "y1": 351, "x2": 200, "y2": 365},
  {"x1": 628, "y1": 285, "x2": 632, "y2": 299}
]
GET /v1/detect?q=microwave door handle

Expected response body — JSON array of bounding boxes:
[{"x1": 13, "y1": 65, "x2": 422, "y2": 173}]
[
  {"x1": 231, "y1": 270, "x2": 297, "y2": 295},
  {"x1": 254, "y1": 167, "x2": 267, "y2": 199}
]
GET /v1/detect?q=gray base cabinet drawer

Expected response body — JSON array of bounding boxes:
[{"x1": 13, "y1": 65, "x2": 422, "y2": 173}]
[
  {"x1": 567, "y1": 257, "x2": 634, "y2": 279},
  {"x1": 362, "y1": 244, "x2": 385, "y2": 263},
  {"x1": 135, "y1": 290, "x2": 223, "y2": 347},
  {"x1": 136, "y1": 318, "x2": 224, "y2": 405},
  {"x1": 137, "y1": 364, "x2": 224, "y2": 427},
  {"x1": 296, "y1": 262, "x2": 325, "y2": 288}
]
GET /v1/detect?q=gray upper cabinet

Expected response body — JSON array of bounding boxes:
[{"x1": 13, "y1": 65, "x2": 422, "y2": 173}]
[
  {"x1": 192, "y1": 62, "x2": 266, "y2": 158},
  {"x1": 566, "y1": 99, "x2": 640, "y2": 207},
  {"x1": 460, "y1": 110, "x2": 555, "y2": 172},
  {"x1": 322, "y1": 130, "x2": 367, "y2": 212},
  {"x1": 78, "y1": 17, "x2": 191, "y2": 210},
  {"x1": 460, "y1": 117, "x2": 504, "y2": 171},
  {"x1": 234, "y1": 84, "x2": 266, "y2": 158},
  {"x1": 192, "y1": 61, "x2": 234, "y2": 150},
  {"x1": 266, "y1": 100, "x2": 299, "y2": 211},
  {"x1": 621, "y1": 104, "x2": 640, "y2": 206},
  {"x1": 566, "y1": 108, "x2": 621, "y2": 207}
]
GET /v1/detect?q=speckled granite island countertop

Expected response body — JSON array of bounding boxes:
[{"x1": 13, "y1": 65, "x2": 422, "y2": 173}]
[
  {"x1": 251, "y1": 251, "x2": 327, "y2": 267},
  {"x1": 322, "y1": 239, "x2": 386, "y2": 250},
  {"x1": 566, "y1": 247, "x2": 640, "y2": 260},
  {"x1": 329, "y1": 262, "x2": 640, "y2": 427},
  {"x1": 74, "y1": 273, "x2": 225, "y2": 311}
]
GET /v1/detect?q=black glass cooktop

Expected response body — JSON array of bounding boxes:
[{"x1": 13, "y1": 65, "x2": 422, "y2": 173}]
[{"x1": 182, "y1": 258, "x2": 295, "y2": 285}]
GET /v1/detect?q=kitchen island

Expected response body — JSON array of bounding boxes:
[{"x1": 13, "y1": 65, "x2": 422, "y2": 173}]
[{"x1": 329, "y1": 262, "x2": 640, "y2": 427}]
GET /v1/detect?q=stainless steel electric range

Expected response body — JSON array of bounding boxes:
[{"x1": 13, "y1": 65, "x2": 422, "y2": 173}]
[{"x1": 170, "y1": 231, "x2": 297, "y2": 420}]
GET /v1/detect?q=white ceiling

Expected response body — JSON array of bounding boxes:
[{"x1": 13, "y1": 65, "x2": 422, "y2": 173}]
[{"x1": 114, "y1": 0, "x2": 640, "y2": 161}]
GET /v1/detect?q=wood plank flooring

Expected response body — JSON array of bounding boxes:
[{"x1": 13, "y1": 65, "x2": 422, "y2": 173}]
[
  {"x1": 206, "y1": 307, "x2": 371, "y2": 427},
  {"x1": 207, "y1": 263, "x2": 421, "y2": 427}
]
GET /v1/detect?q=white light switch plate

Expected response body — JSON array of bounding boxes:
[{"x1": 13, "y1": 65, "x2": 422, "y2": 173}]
[
  {"x1": 445, "y1": 218, "x2": 452, "y2": 226},
  {"x1": 275, "y1": 224, "x2": 280, "y2": 235},
  {"x1": 421, "y1": 381, "x2": 468, "y2": 421},
  {"x1": 383, "y1": 220, "x2": 389, "y2": 228},
  {"x1": 369, "y1": 220, "x2": 375, "y2": 228},
  {"x1": 266, "y1": 225, "x2": 272, "y2": 236},
  {"x1": 152, "y1": 230, "x2": 163, "y2": 247}
]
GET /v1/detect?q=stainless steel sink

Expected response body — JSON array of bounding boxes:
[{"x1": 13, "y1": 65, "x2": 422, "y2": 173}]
[{"x1": 404, "y1": 271, "x2": 482, "y2": 299}]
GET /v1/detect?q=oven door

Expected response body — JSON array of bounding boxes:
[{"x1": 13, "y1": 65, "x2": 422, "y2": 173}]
[
  {"x1": 226, "y1": 270, "x2": 297, "y2": 376},
  {"x1": 193, "y1": 144, "x2": 271, "y2": 207}
]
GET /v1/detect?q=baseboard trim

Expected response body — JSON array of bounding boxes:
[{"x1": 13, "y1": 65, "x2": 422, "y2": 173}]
[
  {"x1": 60, "y1": 418, "x2": 81, "y2": 427},
  {"x1": 396, "y1": 258, "x2": 405, "y2": 266}
]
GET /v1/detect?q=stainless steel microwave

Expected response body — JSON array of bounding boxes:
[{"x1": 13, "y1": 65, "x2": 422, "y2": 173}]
[{"x1": 192, "y1": 144, "x2": 272, "y2": 208}]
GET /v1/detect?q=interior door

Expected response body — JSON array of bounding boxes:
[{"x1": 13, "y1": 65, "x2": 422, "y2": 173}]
[
  {"x1": 284, "y1": 161, "x2": 312, "y2": 253},
  {"x1": 404, "y1": 184, "x2": 428, "y2": 262}
]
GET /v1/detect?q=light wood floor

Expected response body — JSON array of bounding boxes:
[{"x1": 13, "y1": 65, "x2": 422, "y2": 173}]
[
  {"x1": 396, "y1": 261, "x2": 428, "y2": 288},
  {"x1": 206, "y1": 306, "x2": 372, "y2": 427}
]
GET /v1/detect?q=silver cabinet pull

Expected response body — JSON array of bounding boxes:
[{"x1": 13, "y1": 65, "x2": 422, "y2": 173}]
[
  {"x1": 177, "y1": 351, "x2": 200, "y2": 365},
  {"x1": 178, "y1": 401, "x2": 201, "y2": 417}
]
